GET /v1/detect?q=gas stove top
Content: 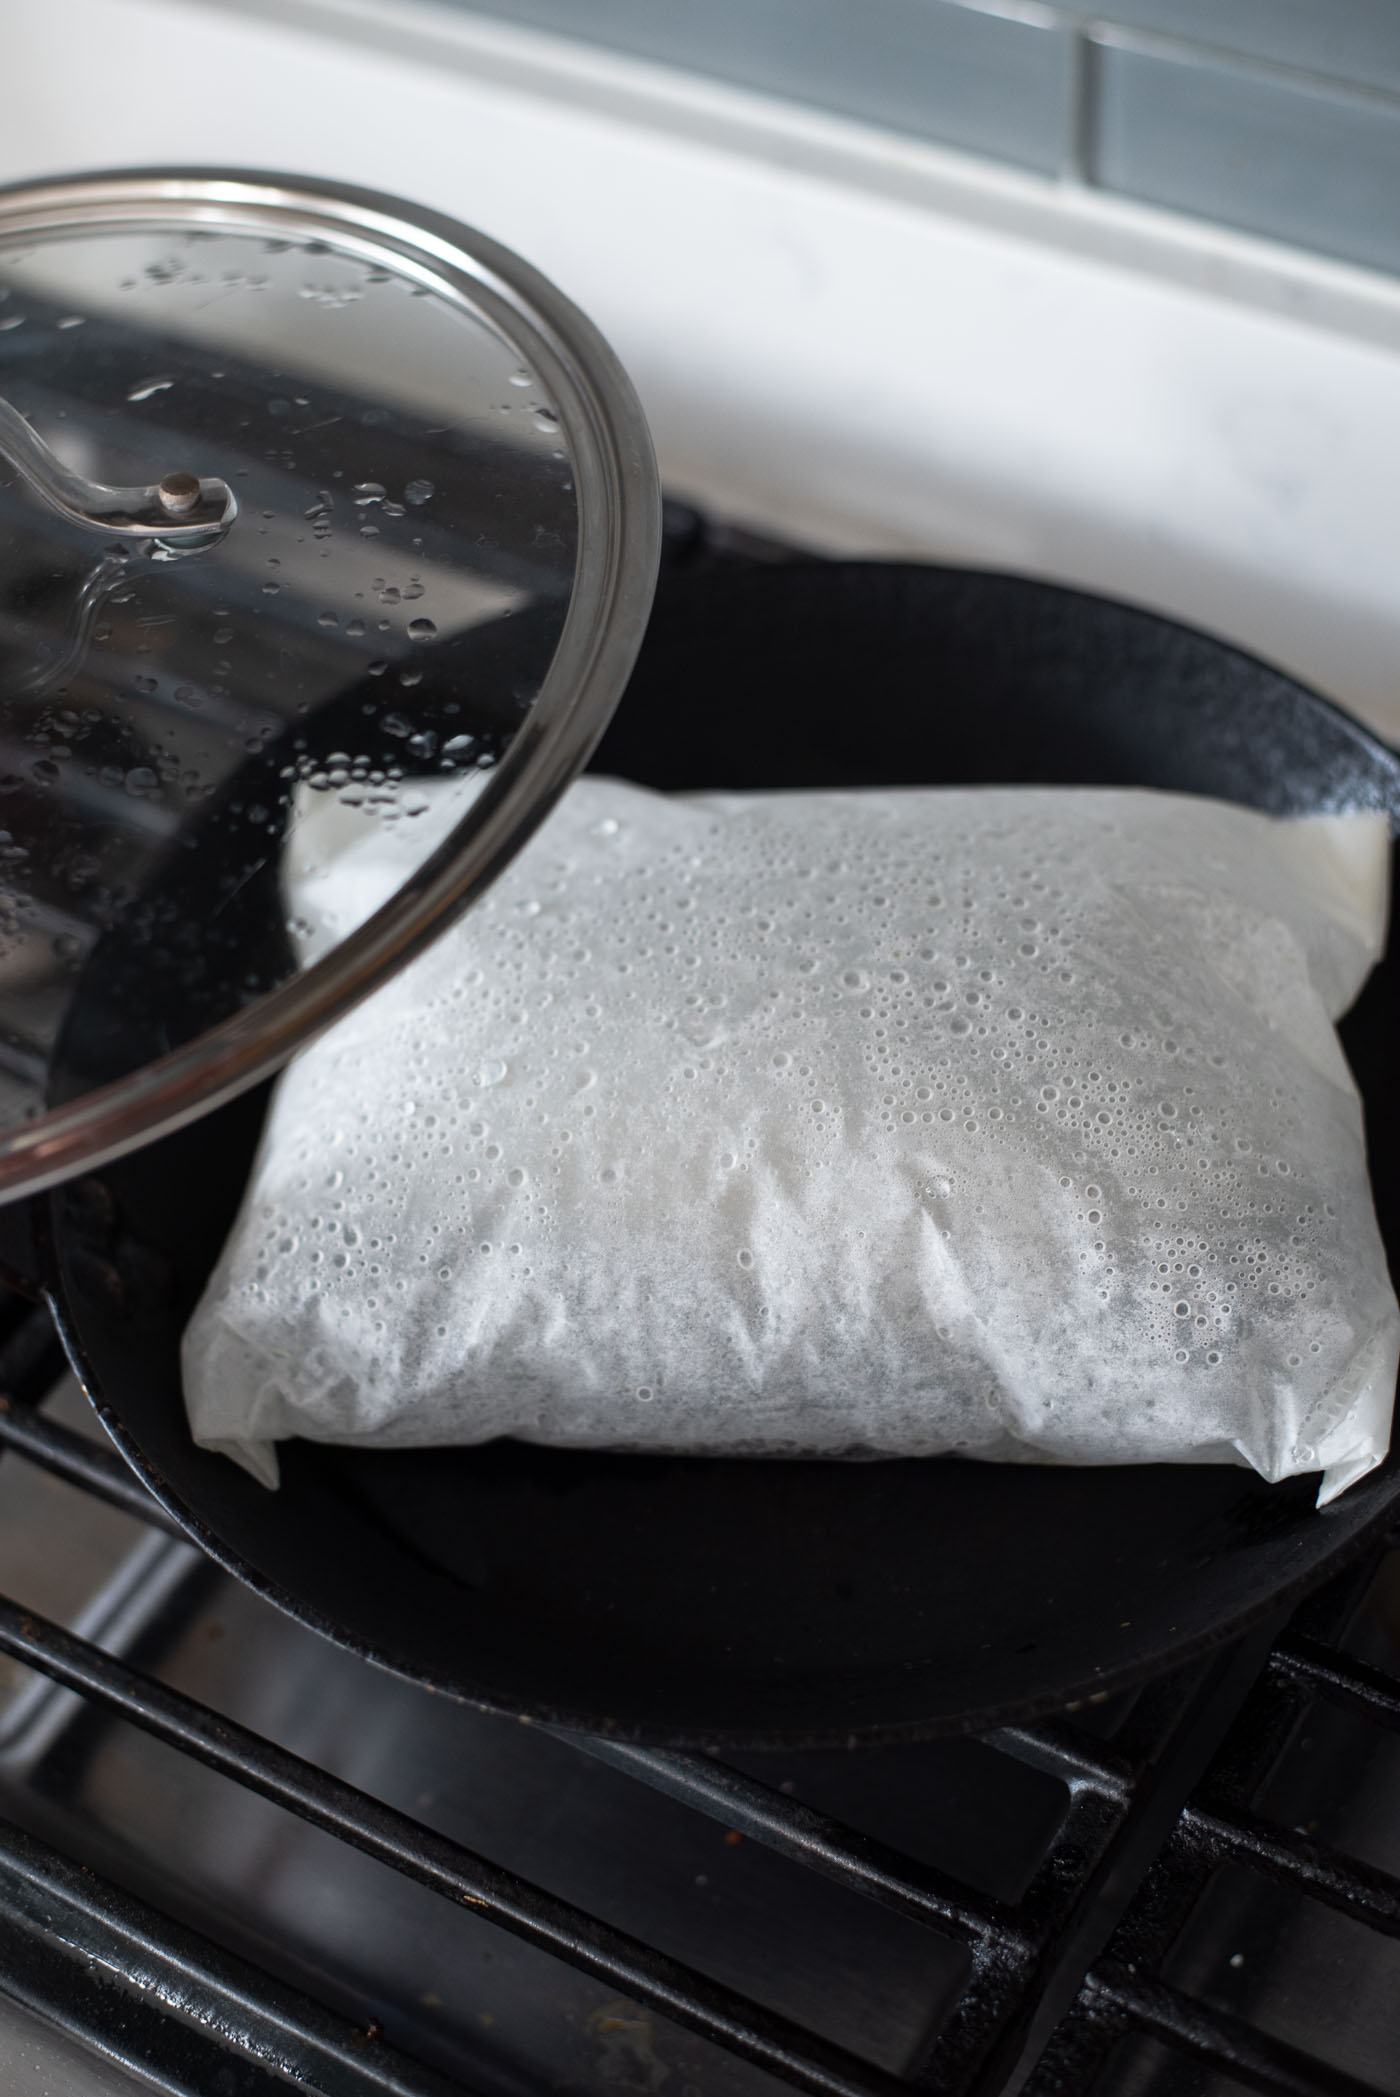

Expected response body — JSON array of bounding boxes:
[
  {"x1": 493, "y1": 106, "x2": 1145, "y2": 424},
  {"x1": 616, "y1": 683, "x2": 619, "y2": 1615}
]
[
  {"x1": 0, "y1": 505, "x2": 1395, "y2": 2097},
  {"x1": 0, "y1": 1243, "x2": 1397, "y2": 2096}
]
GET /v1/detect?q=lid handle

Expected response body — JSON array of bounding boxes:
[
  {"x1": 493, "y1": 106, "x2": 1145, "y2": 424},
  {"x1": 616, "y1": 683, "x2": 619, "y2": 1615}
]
[{"x1": 0, "y1": 394, "x2": 237, "y2": 555}]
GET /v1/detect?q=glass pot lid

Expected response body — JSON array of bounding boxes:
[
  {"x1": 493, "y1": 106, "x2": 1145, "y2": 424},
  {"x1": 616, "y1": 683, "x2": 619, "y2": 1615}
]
[{"x1": 0, "y1": 168, "x2": 659, "y2": 1200}]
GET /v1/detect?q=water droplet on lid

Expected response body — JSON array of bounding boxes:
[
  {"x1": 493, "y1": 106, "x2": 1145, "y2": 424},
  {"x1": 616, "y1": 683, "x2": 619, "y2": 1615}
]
[
  {"x1": 127, "y1": 375, "x2": 174, "y2": 402},
  {"x1": 407, "y1": 617, "x2": 437, "y2": 642},
  {"x1": 404, "y1": 479, "x2": 435, "y2": 505},
  {"x1": 354, "y1": 482, "x2": 386, "y2": 505},
  {"x1": 475, "y1": 1061, "x2": 508, "y2": 1087}
]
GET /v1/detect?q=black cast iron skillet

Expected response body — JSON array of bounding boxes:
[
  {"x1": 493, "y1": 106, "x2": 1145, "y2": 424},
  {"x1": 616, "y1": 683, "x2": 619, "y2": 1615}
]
[{"x1": 18, "y1": 561, "x2": 1400, "y2": 1747}]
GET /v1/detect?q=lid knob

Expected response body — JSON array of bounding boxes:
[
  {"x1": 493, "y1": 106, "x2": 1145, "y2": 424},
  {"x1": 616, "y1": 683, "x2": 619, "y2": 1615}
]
[
  {"x1": 157, "y1": 471, "x2": 203, "y2": 517},
  {"x1": 0, "y1": 393, "x2": 237, "y2": 551}
]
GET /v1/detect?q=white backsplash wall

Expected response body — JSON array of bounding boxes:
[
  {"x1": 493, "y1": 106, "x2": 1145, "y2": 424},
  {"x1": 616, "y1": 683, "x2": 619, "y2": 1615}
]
[
  {"x1": 419, "y1": 0, "x2": 1400, "y2": 281},
  {"x1": 5, "y1": 0, "x2": 1400, "y2": 736}
]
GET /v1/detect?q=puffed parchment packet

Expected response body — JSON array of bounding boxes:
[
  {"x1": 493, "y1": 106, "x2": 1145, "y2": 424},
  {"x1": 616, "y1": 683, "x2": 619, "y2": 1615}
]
[{"x1": 184, "y1": 777, "x2": 1398, "y2": 1505}]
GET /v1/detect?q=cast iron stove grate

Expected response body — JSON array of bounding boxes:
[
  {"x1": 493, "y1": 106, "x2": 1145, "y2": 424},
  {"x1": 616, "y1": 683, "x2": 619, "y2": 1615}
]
[{"x1": 0, "y1": 1276, "x2": 1394, "y2": 2097}]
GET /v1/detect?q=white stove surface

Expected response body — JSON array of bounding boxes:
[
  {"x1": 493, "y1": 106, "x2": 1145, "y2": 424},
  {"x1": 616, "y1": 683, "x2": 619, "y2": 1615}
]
[{"x1": 6, "y1": 0, "x2": 1400, "y2": 736}]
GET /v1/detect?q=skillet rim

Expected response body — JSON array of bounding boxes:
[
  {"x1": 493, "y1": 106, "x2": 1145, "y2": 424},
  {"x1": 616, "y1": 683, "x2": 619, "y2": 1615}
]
[{"x1": 43, "y1": 555, "x2": 1400, "y2": 1749}]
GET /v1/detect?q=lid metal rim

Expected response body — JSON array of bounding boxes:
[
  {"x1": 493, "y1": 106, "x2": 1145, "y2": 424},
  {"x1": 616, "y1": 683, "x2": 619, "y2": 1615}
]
[{"x1": 0, "y1": 168, "x2": 661, "y2": 1201}]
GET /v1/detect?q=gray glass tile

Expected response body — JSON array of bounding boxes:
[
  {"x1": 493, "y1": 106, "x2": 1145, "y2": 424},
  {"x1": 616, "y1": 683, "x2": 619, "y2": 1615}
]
[
  {"x1": 1095, "y1": 39, "x2": 1400, "y2": 276},
  {"x1": 1093, "y1": 0, "x2": 1400, "y2": 98},
  {"x1": 442, "y1": 0, "x2": 1076, "y2": 175}
]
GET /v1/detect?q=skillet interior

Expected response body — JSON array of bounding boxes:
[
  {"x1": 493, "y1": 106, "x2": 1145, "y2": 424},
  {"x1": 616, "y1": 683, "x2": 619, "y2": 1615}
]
[{"x1": 43, "y1": 562, "x2": 1400, "y2": 1747}]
